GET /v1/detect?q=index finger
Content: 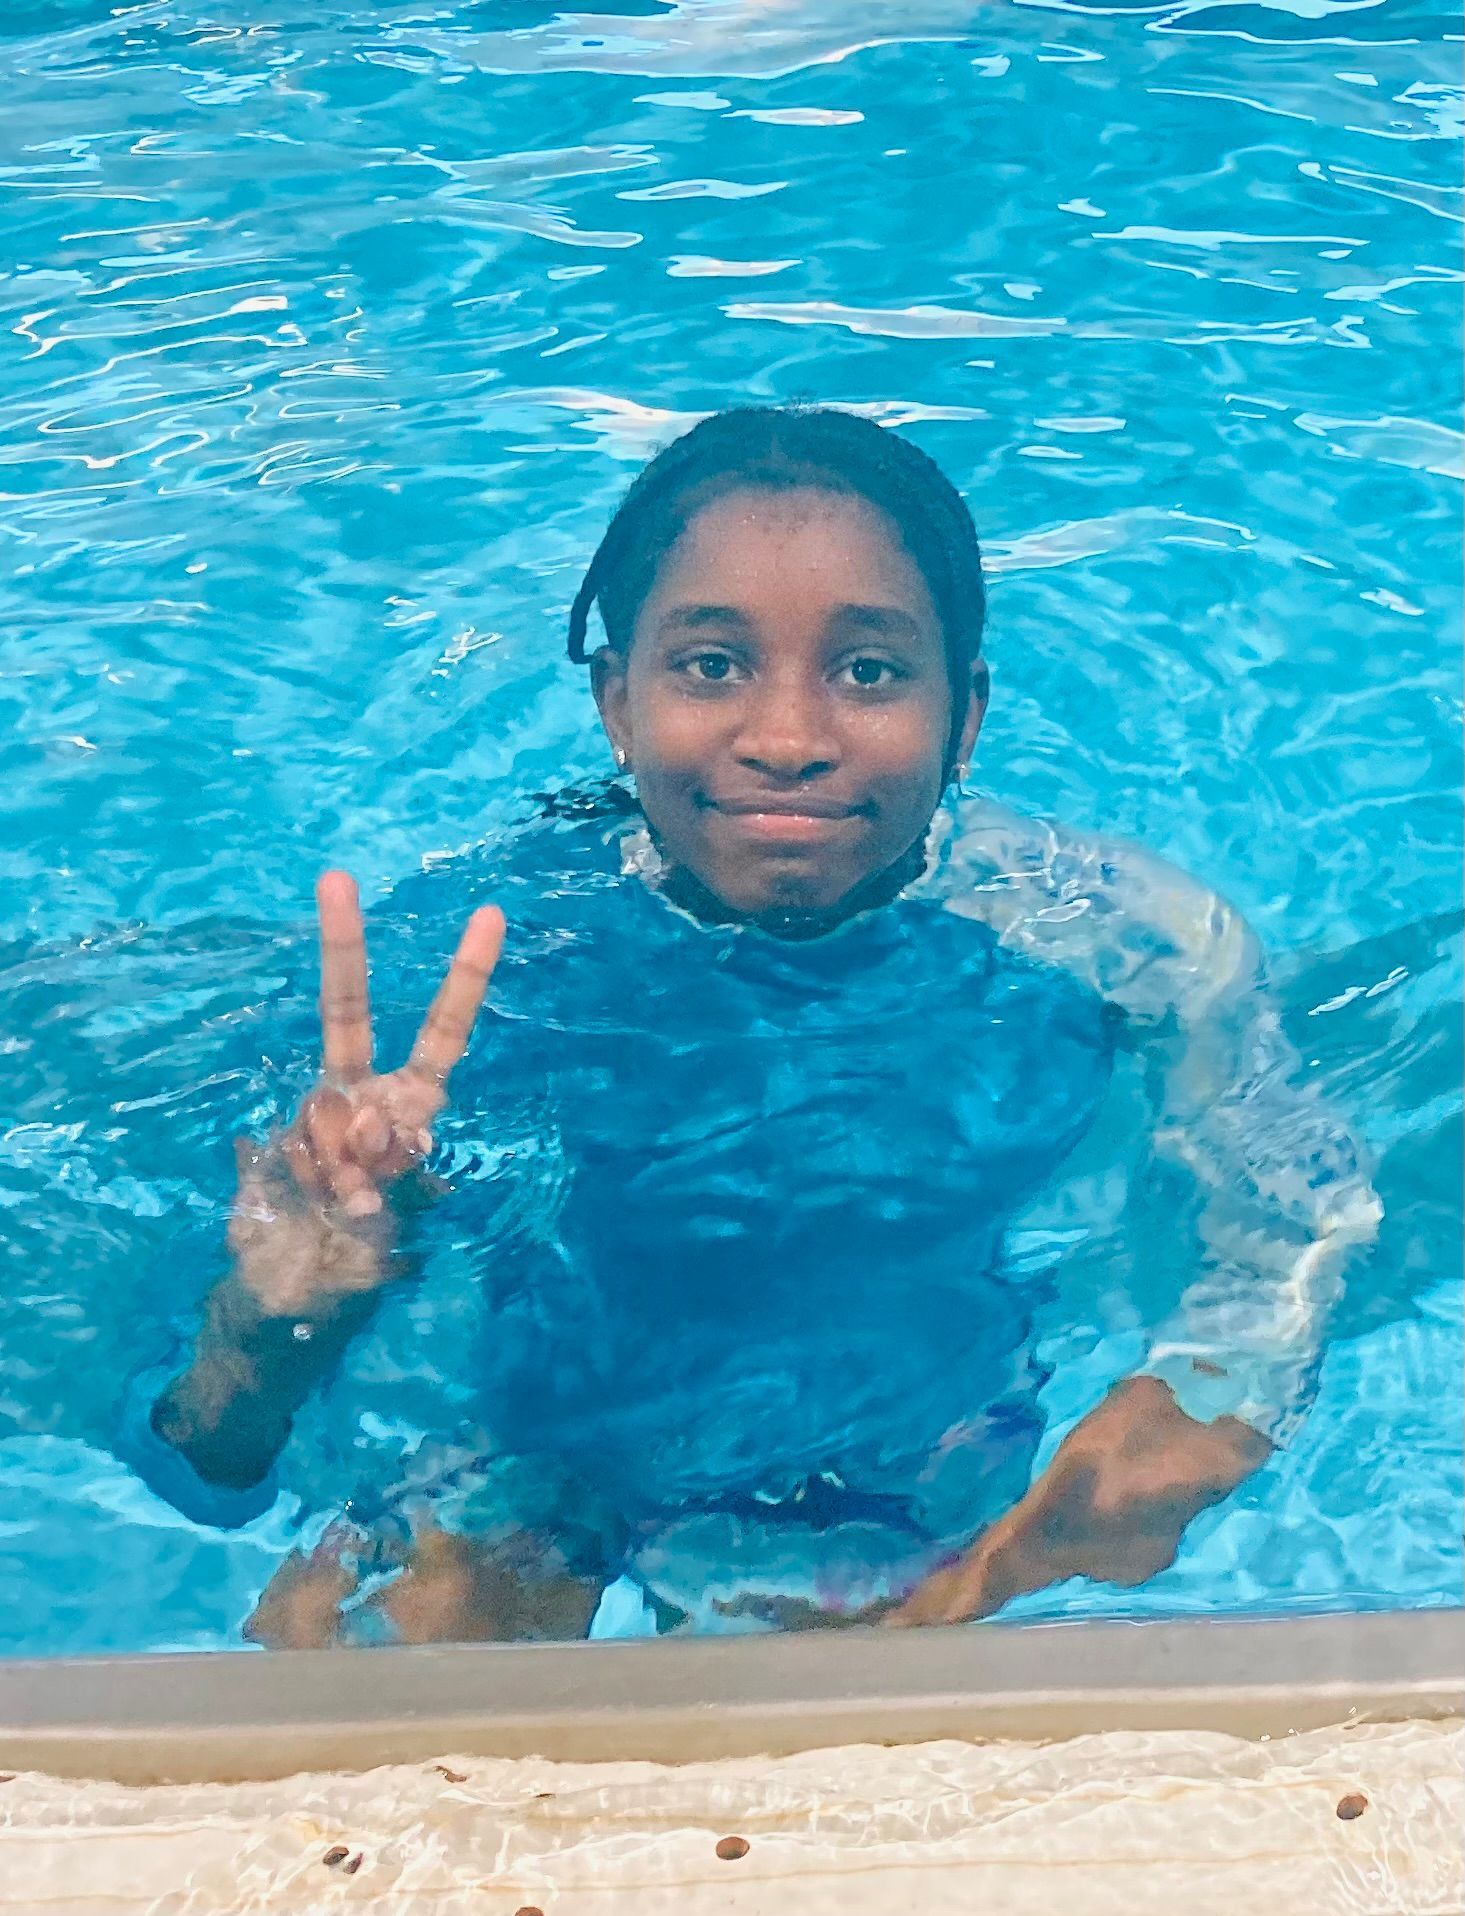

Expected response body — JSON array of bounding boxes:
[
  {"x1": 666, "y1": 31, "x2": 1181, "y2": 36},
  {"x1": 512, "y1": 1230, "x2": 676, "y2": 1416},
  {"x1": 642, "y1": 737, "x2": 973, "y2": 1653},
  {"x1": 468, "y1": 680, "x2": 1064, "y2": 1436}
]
[
  {"x1": 316, "y1": 870, "x2": 373, "y2": 1086},
  {"x1": 405, "y1": 906, "x2": 505, "y2": 1090}
]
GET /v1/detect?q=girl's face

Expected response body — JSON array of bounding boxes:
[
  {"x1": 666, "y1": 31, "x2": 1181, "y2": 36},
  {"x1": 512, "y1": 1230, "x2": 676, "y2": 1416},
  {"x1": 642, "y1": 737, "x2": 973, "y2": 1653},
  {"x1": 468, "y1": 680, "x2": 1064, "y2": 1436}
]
[{"x1": 593, "y1": 486, "x2": 986, "y2": 921}]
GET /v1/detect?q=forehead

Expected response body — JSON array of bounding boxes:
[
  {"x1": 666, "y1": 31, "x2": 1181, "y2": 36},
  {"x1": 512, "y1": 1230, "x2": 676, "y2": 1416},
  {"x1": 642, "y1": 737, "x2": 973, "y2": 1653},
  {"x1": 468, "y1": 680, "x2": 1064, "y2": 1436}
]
[{"x1": 646, "y1": 485, "x2": 940, "y2": 623}]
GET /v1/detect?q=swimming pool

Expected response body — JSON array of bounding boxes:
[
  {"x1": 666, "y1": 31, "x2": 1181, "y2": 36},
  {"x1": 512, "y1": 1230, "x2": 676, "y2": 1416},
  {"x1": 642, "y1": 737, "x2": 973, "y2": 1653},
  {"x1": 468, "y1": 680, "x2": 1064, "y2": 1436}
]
[{"x1": 1, "y1": 0, "x2": 1460, "y2": 1655}]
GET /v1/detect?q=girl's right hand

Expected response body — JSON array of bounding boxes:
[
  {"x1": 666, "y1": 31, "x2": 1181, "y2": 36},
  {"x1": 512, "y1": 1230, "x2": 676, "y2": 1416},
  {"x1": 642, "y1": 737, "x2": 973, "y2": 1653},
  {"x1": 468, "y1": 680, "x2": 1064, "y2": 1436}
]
[{"x1": 228, "y1": 872, "x2": 505, "y2": 1304}]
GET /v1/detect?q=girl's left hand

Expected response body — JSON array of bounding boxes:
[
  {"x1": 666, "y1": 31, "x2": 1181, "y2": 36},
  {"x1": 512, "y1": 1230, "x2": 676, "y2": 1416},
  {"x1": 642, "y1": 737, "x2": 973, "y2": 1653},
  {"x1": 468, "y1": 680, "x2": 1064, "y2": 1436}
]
[{"x1": 887, "y1": 1375, "x2": 1272, "y2": 1628}]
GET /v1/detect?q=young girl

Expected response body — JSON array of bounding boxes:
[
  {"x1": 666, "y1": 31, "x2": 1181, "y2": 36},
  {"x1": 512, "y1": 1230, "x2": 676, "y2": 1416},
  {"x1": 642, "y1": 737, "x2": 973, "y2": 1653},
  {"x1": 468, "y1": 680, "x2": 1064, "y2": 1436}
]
[{"x1": 141, "y1": 406, "x2": 1379, "y2": 1645}]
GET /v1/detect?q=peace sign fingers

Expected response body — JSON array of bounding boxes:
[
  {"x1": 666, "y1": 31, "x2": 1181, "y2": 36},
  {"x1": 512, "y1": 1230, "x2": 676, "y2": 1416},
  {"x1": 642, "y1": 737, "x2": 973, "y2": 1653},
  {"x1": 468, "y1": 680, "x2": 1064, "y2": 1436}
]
[
  {"x1": 316, "y1": 870, "x2": 374, "y2": 1086},
  {"x1": 405, "y1": 906, "x2": 506, "y2": 1095}
]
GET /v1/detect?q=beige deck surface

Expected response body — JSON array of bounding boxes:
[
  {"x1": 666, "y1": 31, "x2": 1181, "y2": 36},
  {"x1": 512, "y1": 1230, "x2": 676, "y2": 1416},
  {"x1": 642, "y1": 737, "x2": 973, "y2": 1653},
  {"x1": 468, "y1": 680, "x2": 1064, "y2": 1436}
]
[{"x1": 1, "y1": 1716, "x2": 1460, "y2": 1915}]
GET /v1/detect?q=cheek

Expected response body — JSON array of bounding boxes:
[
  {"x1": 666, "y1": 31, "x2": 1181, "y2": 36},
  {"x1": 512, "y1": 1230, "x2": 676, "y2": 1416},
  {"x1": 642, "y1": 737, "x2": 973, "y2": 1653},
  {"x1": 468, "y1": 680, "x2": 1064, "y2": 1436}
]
[
  {"x1": 857, "y1": 704, "x2": 949, "y2": 795},
  {"x1": 626, "y1": 682, "x2": 723, "y2": 785}
]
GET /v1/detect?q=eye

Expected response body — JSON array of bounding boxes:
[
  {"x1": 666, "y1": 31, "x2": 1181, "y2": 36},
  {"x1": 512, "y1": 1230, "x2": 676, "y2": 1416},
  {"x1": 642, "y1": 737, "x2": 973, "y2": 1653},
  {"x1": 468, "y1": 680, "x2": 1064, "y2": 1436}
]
[
  {"x1": 841, "y1": 655, "x2": 904, "y2": 689},
  {"x1": 679, "y1": 650, "x2": 743, "y2": 684}
]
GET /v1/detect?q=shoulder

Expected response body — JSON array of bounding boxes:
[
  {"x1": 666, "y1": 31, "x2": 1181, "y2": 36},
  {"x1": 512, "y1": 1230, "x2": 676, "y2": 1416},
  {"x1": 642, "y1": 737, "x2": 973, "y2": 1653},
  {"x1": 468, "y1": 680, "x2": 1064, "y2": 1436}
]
[{"x1": 932, "y1": 796, "x2": 1260, "y2": 1027}]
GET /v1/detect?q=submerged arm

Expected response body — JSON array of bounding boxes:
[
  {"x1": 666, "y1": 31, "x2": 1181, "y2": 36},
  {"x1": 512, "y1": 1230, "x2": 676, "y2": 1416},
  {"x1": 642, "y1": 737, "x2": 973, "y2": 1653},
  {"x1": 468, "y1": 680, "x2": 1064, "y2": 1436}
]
[
  {"x1": 148, "y1": 1137, "x2": 396, "y2": 1497},
  {"x1": 894, "y1": 806, "x2": 1379, "y2": 1625},
  {"x1": 145, "y1": 874, "x2": 504, "y2": 1516},
  {"x1": 941, "y1": 795, "x2": 1380, "y2": 1437},
  {"x1": 1141, "y1": 980, "x2": 1381, "y2": 1441}
]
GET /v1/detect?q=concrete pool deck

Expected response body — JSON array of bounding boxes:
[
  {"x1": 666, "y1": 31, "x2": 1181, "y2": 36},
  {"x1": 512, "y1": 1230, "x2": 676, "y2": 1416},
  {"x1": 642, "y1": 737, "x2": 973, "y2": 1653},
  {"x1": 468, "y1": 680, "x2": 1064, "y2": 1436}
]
[{"x1": 0, "y1": 1610, "x2": 1461, "y2": 1912}]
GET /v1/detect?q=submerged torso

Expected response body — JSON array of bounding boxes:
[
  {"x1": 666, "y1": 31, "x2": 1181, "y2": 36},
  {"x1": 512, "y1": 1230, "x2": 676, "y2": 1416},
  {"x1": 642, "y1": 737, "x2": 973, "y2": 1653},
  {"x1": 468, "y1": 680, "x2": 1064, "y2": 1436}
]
[{"x1": 380, "y1": 810, "x2": 1117, "y2": 1548}]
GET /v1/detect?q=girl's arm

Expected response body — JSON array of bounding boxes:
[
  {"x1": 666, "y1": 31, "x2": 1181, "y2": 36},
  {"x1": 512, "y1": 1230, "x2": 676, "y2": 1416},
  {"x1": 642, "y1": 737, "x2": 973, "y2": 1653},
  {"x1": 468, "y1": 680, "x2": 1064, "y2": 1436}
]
[
  {"x1": 145, "y1": 1138, "x2": 395, "y2": 1498},
  {"x1": 889, "y1": 807, "x2": 1380, "y2": 1626},
  {"x1": 1140, "y1": 989, "x2": 1380, "y2": 1442},
  {"x1": 941, "y1": 797, "x2": 1380, "y2": 1439},
  {"x1": 143, "y1": 875, "x2": 504, "y2": 1514}
]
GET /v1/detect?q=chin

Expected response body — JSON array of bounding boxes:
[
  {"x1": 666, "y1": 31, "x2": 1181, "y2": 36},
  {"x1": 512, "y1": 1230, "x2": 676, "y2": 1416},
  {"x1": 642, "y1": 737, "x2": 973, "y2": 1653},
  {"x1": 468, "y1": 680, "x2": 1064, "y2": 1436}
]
[{"x1": 731, "y1": 864, "x2": 858, "y2": 917}]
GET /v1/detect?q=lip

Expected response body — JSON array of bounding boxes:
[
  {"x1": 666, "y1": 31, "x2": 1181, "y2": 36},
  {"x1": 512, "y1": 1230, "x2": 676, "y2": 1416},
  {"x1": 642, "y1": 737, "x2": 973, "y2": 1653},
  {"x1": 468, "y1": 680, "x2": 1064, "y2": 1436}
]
[
  {"x1": 704, "y1": 798, "x2": 866, "y2": 844},
  {"x1": 707, "y1": 798, "x2": 866, "y2": 819}
]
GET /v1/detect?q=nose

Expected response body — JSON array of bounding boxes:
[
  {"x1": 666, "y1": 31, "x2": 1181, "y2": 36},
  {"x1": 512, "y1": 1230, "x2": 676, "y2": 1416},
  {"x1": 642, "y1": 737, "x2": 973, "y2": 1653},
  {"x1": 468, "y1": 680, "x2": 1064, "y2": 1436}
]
[{"x1": 733, "y1": 676, "x2": 840, "y2": 782}]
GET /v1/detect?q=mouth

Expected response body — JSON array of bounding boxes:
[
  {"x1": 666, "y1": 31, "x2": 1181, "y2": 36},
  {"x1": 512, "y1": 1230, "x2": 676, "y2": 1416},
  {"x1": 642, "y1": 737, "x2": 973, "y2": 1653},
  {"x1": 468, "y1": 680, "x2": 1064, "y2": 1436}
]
[{"x1": 702, "y1": 796, "x2": 868, "y2": 844}]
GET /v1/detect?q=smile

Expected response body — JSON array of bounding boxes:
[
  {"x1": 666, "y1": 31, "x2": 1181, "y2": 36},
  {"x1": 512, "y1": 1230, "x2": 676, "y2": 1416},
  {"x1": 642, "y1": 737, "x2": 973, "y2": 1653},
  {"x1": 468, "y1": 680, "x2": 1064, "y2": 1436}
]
[
  {"x1": 705, "y1": 800, "x2": 865, "y2": 843},
  {"x1": 706, "y1": 797, "x2": 866, "y2": 818}
]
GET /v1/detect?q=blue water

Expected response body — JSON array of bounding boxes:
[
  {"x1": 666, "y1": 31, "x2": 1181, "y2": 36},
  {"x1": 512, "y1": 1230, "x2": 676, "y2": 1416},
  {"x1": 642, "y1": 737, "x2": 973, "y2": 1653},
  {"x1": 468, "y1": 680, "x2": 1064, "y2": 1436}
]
[{"x1": 1, "y1": 0, "x2": 1461, "y2": 1654}]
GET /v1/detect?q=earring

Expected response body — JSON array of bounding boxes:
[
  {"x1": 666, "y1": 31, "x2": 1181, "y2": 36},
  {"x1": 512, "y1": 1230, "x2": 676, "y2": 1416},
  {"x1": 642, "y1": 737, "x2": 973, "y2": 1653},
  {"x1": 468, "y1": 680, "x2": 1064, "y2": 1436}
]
[
  {"x1": 951, "y1": 760, "x2": 969, "y2": 791},
  {"x1": 613, "y1": 746, "x2": 629, "y2": 772}
]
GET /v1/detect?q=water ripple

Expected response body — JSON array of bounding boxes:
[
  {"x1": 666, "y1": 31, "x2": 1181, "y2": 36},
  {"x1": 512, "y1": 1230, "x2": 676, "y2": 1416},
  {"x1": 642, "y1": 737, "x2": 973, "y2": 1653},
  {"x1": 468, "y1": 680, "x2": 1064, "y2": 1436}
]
[
  {"x1": 0, "y1": 0, "x2": 1458, "y2": 1644},
  {"x1": 1292, "y1": 409, "x2": 1464, "y2": 475},
  {"x1": 724, "y1": 299, "x2": 1069, "y2": 339}
]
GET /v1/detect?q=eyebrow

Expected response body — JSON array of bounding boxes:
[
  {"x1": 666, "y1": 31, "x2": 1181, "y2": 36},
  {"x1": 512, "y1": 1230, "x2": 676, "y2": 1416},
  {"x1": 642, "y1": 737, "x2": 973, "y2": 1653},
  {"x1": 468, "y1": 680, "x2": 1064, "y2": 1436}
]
[
  {"x1": 656, "y1": 603, "x2": 750, "y2": 631},
  {"x1": 657, "y1": 603, "x2": 925, "y2": 638},
  {"x1": 829, "y1": 604, "x2": 924, "y2": 640}
]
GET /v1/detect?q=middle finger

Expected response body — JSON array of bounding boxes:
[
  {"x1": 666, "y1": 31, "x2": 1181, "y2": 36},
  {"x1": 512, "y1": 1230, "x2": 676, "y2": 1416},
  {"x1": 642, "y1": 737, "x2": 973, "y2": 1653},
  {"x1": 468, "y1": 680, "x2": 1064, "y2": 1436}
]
[{"x1": 406, "y1": 906, "x2": 505, "y2": 1091}]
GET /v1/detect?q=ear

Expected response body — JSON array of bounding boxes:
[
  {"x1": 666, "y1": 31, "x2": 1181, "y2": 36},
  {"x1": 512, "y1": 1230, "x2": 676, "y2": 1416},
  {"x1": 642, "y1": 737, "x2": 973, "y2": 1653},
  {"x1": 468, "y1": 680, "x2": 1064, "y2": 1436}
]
[
  {"x1": 955, "y1": 658, "x2": 989, "y2": 768},
  {"x1": 590, "y1": 646, "x2": 631, "y2": 766}
]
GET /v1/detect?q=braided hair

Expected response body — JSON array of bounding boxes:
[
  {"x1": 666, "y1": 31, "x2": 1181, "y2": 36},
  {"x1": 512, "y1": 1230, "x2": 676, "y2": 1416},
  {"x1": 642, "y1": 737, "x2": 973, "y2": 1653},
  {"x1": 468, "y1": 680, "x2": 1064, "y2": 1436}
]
[{"x1": 566, "y1": 405, "x2": 987, "y2": 767}]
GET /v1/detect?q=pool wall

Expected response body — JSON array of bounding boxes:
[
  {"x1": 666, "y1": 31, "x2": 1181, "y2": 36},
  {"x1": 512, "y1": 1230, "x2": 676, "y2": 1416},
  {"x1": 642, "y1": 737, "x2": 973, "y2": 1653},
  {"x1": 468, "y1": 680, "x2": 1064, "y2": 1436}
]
[{"x1": 1, "y1": 1608, "x2": 1459, "y2": 1785}]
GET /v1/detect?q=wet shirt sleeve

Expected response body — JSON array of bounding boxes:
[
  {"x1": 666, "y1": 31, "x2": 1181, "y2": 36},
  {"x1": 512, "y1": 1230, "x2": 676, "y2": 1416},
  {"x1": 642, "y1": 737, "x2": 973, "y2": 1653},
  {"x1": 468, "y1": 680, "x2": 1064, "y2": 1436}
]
[{"x1": 1136, "y1": 998, "x2": 1381, "y2": 1443}]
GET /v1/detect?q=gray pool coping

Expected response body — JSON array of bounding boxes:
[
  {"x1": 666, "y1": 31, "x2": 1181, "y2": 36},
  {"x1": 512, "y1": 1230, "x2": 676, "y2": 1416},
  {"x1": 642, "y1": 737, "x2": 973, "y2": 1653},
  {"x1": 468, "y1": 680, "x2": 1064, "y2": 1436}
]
[{"x1": 1, "y1": 1607, "x2": 1461, "y2": 1784}]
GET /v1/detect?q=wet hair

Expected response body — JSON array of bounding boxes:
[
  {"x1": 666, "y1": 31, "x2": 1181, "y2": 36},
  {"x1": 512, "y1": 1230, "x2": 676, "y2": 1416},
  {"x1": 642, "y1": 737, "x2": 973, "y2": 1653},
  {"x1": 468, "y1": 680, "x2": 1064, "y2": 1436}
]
[{"x1": 566, "y1": 405, "x2": 986, "y2": 767}]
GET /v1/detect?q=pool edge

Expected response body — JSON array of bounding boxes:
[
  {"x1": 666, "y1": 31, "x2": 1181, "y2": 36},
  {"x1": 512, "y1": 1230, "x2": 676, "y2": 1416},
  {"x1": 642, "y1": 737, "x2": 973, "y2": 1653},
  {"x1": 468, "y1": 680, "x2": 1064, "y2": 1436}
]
[{"x1": 1, "y1": 1608, "x2": 1461, "y2": 1784}]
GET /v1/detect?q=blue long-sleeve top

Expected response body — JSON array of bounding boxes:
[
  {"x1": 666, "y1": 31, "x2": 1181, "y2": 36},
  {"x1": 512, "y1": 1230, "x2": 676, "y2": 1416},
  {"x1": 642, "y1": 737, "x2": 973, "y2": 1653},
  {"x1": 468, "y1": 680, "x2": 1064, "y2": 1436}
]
[{"x1": 129, "y1": 806, "x2": 1117, "y2": 1561}]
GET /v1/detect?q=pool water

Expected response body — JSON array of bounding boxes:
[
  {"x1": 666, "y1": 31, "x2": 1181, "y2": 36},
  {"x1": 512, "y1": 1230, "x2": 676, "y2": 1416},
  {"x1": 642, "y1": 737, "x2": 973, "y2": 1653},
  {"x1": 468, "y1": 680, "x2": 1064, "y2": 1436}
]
[{"x1": 1, "y1": 0, "x2": 1460, "y2": 1654}]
